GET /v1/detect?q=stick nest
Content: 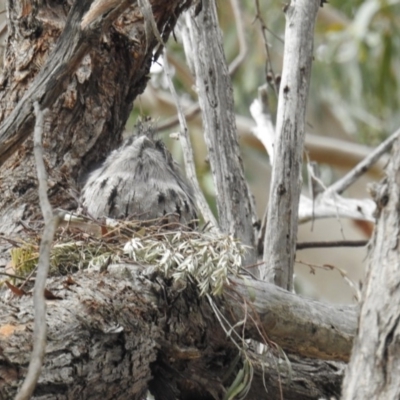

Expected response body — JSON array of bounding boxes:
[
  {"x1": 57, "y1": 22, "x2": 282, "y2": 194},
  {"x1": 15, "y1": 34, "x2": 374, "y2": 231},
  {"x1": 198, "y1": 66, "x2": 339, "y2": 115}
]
[{"x1": 9, "y1": 216, "x2": 248, "y2": 296}]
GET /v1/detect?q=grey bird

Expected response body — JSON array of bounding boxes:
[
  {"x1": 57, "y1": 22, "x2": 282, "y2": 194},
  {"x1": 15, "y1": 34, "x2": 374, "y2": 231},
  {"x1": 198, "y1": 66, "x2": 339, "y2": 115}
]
[{"x1": 80, "y1": 134, "x2": 198, "y2": 228}]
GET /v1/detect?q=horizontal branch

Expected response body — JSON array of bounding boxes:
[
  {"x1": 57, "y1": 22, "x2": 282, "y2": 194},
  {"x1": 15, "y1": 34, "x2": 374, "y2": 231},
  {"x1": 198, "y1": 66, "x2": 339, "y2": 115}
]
[
  {"x1": 0, "y1": 263, "x2": 356, "y2": 388},
  {"x1": 0, "y1": 270, "x2": 159, "y2": 399},
  {"x1": 249, "y1": 353, "x2": 345, "y2": 400},
  {"x1": 0, "y1": 265, "x2": 352, "y2": 398},
  {"x1": 298, "y1": 194, "x2": 375, "y2": 224},
  {"x1": 228, "y1": 277, "x2": 357, "y2": 361}
]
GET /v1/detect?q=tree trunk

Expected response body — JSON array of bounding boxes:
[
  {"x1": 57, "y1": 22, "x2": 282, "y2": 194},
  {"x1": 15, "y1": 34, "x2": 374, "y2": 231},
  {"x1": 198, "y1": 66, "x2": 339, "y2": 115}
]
[
  {"x1": 0, "y1": 0, "x2": 190, "y2": 237},
  {"x1": 342, "y1": 139, "x2": 400, "y2": 399}
]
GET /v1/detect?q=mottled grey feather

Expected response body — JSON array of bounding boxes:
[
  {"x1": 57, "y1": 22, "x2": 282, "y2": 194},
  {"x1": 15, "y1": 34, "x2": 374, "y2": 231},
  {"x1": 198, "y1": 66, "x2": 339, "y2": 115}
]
[{"x1": 80, "y1": 135, "x2": 198, "y2": 227}]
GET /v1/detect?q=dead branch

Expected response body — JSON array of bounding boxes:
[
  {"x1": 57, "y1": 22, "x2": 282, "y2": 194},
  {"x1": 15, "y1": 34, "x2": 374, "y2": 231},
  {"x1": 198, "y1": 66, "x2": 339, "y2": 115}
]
[
  {"x1": 342, "y1": 138, "x2": 400, "y2": 399},
  {"x1": 184, "y1": 1, "x2": 258, "y2": 265},
  {"x1": 328, "y1": 126, "x2": 400, "y2": 195},
  {"x1": 262, "y1": 0, "x2": 320, "y2": 289}
]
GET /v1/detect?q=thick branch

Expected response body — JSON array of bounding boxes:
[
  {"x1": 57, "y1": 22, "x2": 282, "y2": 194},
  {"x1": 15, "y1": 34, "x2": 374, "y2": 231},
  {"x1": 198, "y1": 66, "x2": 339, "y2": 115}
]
[
  {"x1": 184, "y1": 1, "x2": 257, "y2": 265},
  {"x1": 249, "y1": 354, "x2": 345, "y2": 400},
  {"x1": 262, "y1": 0, "x2": 320, "y2": 289},
  {"x1": 0, "y1": 271, "x2": 160, "y2": 399},
  {"x1": 0, "y1": 266, "x2": 352, "y2": 399},
  {"x1": 228, "y1": 277, "x2": 357, "y2": 361}
]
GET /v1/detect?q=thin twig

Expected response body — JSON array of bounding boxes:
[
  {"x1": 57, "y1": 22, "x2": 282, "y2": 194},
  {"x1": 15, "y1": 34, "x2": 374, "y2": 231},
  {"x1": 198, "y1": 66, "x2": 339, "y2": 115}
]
[
  {"x1": 33, "y1": 102, "x2": 52, "y2": 222},
  {"x1": 304, "y1": 157, "x2": 346, "y2": 239},
  {"x1": 296, "y1": 240, "x2": 368, "y2": 250},
  {"x1": 19, "y1": 265, "x2": 39, "y2": 291},
  {"x1": 328, "y1": 126, "x2": 400, "y2": 195},
  {"x1": 296, "y1": 258, "x2": 361, "y2": 300},
  {"x1": 0, "y1": 235, "x2": 24, "y2": 247},
  {"x1": 0, "y1": 272, "x2": 27, "y2": 280},
  {"x1": 206, "y1": 294, "x2": 245, "y2": 352},
  {"x1": 162, "y1": 51, "x2": 218, "y2": 228},
  {"x1": 254, "y1": 0, "x2": 278, "y2": 93},
  {"x1": 15, "y1": 102, "x2": 60, "y2": 400},
  {"x1": 138, "y1": 0, "x2": 164, "y2": 50},
  {"x1": 228, "y1": 0, "x2": 248, "y2": 76},
  {"x1": 156, "y1": 103, "x2": 200, "y2": 133}
]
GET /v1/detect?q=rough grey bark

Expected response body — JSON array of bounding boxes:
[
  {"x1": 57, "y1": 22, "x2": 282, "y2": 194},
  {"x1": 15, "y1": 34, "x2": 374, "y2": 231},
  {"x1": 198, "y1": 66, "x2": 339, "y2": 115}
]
[
  {"x1": 184, "y1": 1, "x2": 258, "y2": 265},
  {"x1": 248, "y1": 355, "x2": 345, "y2": 400},
  {"x1": 0, "y1": 269, "x2": 195, "y2": 400},
  {"x1": 0, "y1": 265, "x2": 348, "y2": 399},
  {"x1": 0, "y1": 0, "x2": 191, "y2": 236},
  {"x1": 342, "y1": 139, "x2": 400, "y2": 399},
  {"x1": 229, "y1": 278, "x2": 357, "y2": 362},
  {"x1": 262, "y1": 0, "x2": 320, "y2": 290}
]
